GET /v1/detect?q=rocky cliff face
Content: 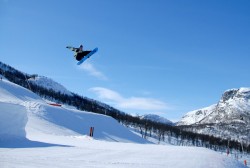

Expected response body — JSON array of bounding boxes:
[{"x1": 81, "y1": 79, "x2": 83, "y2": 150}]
[
  {"x1": 201, "y1": 88, "x2": 250, "y2": 124},
  {"x1": 177, "y1": 88, "x2": 250, "y2": 143}
]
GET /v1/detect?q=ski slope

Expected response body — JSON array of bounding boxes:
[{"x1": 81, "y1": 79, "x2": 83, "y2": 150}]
[
  {"x1": 0, "y1": 78, "x2": 246, "y2": 168},
  {"x1": 0, "y1": 78, "x2": 147, "y2": 144}
]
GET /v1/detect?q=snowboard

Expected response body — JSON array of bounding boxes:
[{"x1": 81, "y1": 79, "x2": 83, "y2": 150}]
[{"x1": 77, "y1": 47, "x2": 98, "y2": 65}]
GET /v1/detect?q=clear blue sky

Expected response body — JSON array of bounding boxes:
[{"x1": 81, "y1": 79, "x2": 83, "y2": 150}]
[{"x1": 1, "y1": 0, "x2": 250, "y2": 121}]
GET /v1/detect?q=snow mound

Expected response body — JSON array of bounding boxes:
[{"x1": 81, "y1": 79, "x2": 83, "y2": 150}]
[
  {"x1": 0, "y1": 78, "x2": 148, "y2": 146},
  {"x1": 0, "y1": 78, "x2": 42, "y2": 104},
  {"x1": 0, "y1": 102, "x2": 27, "y2": 139},
  {"x1": 25, "y1": 103, "x2": 149, "y2": 145}
]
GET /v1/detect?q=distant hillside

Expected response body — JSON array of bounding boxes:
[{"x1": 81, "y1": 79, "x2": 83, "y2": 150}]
[
  {"x1": 141, "y1": 114, "x2": 173, "y2": 126},
  {"x1": 177, "y1": 88, "x2": 250, "y2": 144},
  {"x1": 28, "y1": 75, "x2": 73, "y2": 96},
  {"x1": 177, "y1": 104, "x2": 217, "y2": 125}
]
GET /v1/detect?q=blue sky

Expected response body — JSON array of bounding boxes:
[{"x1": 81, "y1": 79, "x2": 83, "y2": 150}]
[{"x1": 1, "y1": 0, "x2": 250, "y2": 121}]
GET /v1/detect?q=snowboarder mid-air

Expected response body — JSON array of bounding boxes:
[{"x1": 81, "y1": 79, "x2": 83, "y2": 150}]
[
  {"x1": 66, "y1": 45, "x2": 91, "y2": 61},
  {"x1": 66, "y1": 45, "x2": 98, "y2": 65}
]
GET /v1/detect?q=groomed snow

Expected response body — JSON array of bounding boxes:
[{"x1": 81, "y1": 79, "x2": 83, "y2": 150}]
[
  {"x1": 0, "y1": 78, "x2": 148, "y2": 144},
  {"x1": 0, "y1": 142, "x2": 245, "y2": 168},
  {"x1": 0, "y1": 102, "x2": 27, "y2": 139}
]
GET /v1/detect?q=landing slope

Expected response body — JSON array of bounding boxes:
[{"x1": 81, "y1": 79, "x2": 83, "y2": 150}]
[{"x1": 0, "y1": 78, "x2": 148, "y2": 146}]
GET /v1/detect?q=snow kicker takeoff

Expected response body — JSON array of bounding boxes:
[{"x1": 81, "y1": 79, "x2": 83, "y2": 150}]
[{"x1": 66, "y1": 45, "x2": 98, "y2": 65}]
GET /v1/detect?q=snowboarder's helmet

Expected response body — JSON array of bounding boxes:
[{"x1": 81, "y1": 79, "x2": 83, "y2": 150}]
[{"x1": 80, "y1": 45, "x2": 83, "y2": 48}]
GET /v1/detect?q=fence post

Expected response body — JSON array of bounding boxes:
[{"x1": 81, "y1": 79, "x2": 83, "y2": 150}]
[
  {"x1": 89, "y1": 127, "x2": 92, "y2": 137},
  {"x1": 89, "y1": 127, "x2": 94, "y2": 137}
]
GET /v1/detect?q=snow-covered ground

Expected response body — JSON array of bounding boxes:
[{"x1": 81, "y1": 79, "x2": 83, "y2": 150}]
[
  {"x1": 0, "y1": 78, "x2": 147, "y2": 144},
  {"x1": 0, "y1": 78, "x2": 246, "y2": 168},
  {"x1": 1, "y1": 141, "x2": 245, "y2": 168}
]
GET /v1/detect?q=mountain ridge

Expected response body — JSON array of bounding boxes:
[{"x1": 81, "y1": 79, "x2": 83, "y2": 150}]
[
  {"x1": 141, "y1": 114, "x2": 174, "y2": 126},
  {"x1": 177, "y1": 87, "x2": 250, "y2": 143},
  {"x1": 28, "y1": 75, "x2": 73, "y2": 96}
]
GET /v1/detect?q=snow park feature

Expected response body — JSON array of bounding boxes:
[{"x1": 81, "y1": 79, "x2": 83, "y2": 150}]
[
  {"x1": 0, "y1": 66, "x2": 247, "y2": 167},
  {"x1": 48, "y1": 103, "x2": 62, "y2": 107},
  {"x1": 0, "y1": 78, "x2": 147, "y2": 144}
]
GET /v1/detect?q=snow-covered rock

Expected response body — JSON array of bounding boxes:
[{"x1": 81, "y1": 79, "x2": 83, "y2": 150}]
[
  {"x1": 201, "y1": 88, "x2": 250, "y2": 124},
  {"x1": 177, "y1": 104, "x2": 216, "y2": 126},
  {"x1": 177, "y1": 87, "x2": 250, "y2": 143}
]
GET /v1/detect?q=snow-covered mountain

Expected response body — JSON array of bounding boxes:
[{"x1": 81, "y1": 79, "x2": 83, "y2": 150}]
[
  {"x1": 28, "y1": 75, "x2": 73, "y2": 96},
  {"x1": 177, "y1": 88, "x2": 250, "y2": 143},
  {"x1": 177, "y1": 104, "x2": 217, "y2": 125},
  {"x1": 141, "y1": 114, "x2": 174, "y2": 126},
  {"x1": 201, "y1": 88, "x2": 250, "y2": 124}
]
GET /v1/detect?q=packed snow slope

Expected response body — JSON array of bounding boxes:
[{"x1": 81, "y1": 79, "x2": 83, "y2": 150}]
[
  {"x1": 1, "y1": 143, "x2": 245, "y2": 168},
  {"x1": 0, "y1": 78, "x2": 148, "y2": 145}
]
